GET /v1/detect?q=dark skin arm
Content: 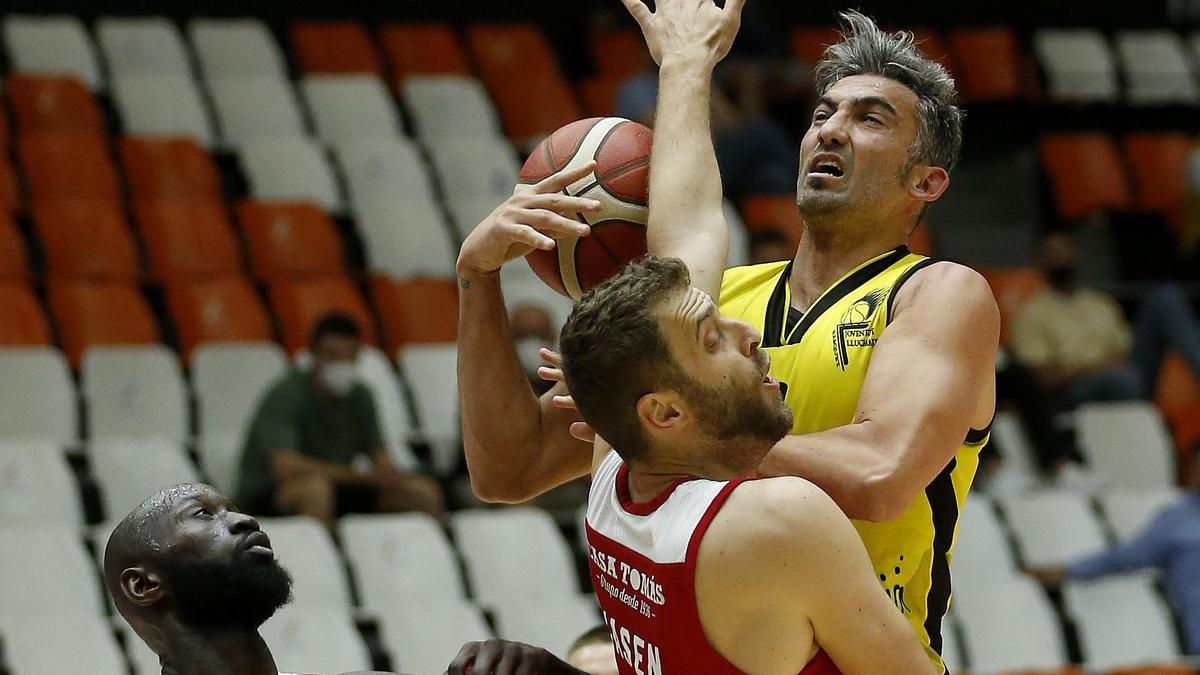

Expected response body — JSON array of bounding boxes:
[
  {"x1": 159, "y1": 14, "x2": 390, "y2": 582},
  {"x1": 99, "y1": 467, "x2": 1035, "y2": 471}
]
[{"x1": 445, "y1": 639, "x2": 589, "y2": 675}]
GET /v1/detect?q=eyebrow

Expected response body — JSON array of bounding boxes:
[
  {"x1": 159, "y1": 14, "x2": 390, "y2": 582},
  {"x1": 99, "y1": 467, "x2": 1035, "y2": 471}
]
[{"x1": 816, "y1": 95, "x2": 898, "y2": 116}]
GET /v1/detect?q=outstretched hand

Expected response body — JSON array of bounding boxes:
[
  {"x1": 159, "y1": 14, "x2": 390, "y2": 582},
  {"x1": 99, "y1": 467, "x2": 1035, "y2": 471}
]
[{"x1": 619, "y1": 0, "x2": 746, "y2": 68}]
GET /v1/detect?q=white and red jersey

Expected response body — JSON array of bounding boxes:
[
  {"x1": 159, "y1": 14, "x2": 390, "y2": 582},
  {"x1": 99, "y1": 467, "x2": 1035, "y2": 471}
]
[{"x1": 585, "y1": 451, "x2": 840, "y2": 675}]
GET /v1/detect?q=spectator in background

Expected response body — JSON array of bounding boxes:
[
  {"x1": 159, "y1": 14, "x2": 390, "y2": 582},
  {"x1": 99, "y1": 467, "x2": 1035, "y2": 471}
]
[
  {"x1": 511, "y1": 302, "x2": 558, "y2": 395},
  {"x1": 565, "y1": 626, "x2": 619, "y2": 675},
  {"x1": 747, "y1": 229, "x2": 794, "y2": 264},
  {"x1": 1010, "y1": 232, "x2": 1200, "y2": 410},
  {"x1": 1026, "y1": 444, "x2": 1200, "y2": 654},
  {"x1": 235, "y1": 313, "x2": 443, "y2": 527}
]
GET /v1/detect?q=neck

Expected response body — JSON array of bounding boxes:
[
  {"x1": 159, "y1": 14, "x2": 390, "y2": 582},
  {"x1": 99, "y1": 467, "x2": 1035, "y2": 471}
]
[
  {"x1": 789, "y1": 221, "x2": 905, "y2": 311},
  {"x1": 159, "y1": 623, "x2": 277, "y2": 675},
  {"x1": 625, "y1": 449, "x2": 748, "y2": 504}
]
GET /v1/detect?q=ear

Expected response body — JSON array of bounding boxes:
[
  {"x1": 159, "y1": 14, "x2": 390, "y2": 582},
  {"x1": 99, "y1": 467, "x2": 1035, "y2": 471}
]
[
  {"x1": 909, "y1": 165, "x2": 950, "y2": 203},
  {"x1": 121, "y1": 567, "x2": 165, "y2": 608},
  {"x1": 635, "y1": 392, "x2": 685, "y2": 432}
]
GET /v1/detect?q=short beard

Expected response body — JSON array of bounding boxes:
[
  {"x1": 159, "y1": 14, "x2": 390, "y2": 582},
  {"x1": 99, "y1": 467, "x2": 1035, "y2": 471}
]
[
  {"x1": 680, "y1": 374, "x2": 793, "y2": 471},
  {"x1": 161, "y1": 552, "x2": 293, "y2": 630}
]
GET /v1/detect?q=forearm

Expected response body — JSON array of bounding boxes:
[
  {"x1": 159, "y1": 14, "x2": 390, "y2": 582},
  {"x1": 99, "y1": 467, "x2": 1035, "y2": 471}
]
[
  {"x1": 272, "y1": 450, "x2": 365, "y2": 485},
  {"x1": 1068, "y1": 534, "x2": 1165, "y2": 579}
]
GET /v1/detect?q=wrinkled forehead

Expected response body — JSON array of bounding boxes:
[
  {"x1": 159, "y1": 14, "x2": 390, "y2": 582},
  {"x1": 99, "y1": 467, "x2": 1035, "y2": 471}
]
[
  {"x1": 654, "y1": 286, "x2": 717, "y2": 336},
  {"x1": 822, "y1": 74, "x2": 921, "y2": 119}
]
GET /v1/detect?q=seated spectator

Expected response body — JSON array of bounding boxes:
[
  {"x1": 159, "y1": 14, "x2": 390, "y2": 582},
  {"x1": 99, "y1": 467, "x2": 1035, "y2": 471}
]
[
  {"x1": 236, "y1": 313, "x2": 443, "y2": 527},
  {"x1": 747, "y1": 229, "x2": 793, "y2": 264},
  {"x1": 1010, "y1": 232, "x2": 1200, "y2": 410},
  {"x1": 1026, "y1": 444, "x2": 1200, "y2": 654},
  {"x1": 566, "y1": 626, "x2": 619, "y2": 675},
  {"x1": 510, "y1": 302, "x2": 558, "y2": 395}
]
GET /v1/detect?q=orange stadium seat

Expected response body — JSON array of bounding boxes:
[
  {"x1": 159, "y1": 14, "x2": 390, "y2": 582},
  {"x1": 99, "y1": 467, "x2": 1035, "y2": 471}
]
[
  {"x1": 269, "y1": 276, "x2": 377, "y2": 354},
  {"x1": 0, "y1": 283, "x2": 52, "y2": 346},
  {"x1": 1155, "y1": 352, "x2": 1200, "y2": 474},
  {"x1": 166, "y1": 276, "x2": 274, "y2": 362},
  {"x1": 0, "y1": 154, "x2": 17, "y2": 216},
  {"x1": 1123, "y1": 133, "x2": 1192, "y2": 228},
  {"x1": 18, "y1": 133, "x2": 121, "y2": 206},
  {"x1": 132, "y1": 199, "x2": 242, "y2": 281},
  {"x1": 379, "y1": 23, "x2": 469, "y2": 84},
  {"x1": 290, "y1": 21, "x2": 382, "y2": 75},
  {"x1": 7, "y1": 73, "x2": 105, "y2": 137},
  {"x1": 32, "y1": 199, "x2": 140, "y2": 280},
  {"x1": 1107, "y1": 668, "x2": 1198, "y2": 675},
  {"x1": 589, "y1": 27, "x2": 649, "y2": 79},
  {"x1": 1039, "y1": 133, "x2": 1132, "y2": 219},
  {"x1": 370, "y1": 275, "x2": 457, "y2": 353},
  {"x1": 0, "y1": 215, "x2": 30, "y2": 281},
  {"x1": 579, "y1": 75, "x2": 623, "y2": 117},
  {"x1": 790, "y1": 26, "x2": 841, "y2": 62},
  {"x1": 119, "y1": 136, "x2": 222, "y2": 202},
  {"x1": 980, "y1": 267, "x2": 1045, "y2": 345},
  {"x1": 1003, "y1": 668, "x2": 1087, "y2": 675},
  {"x1": 739, "y1": 194, "x2": 804, "y2": 249},
  {"x1": 47, "y1": 280, "x2": 158, "y2": 367},
  {"x1": 465, "y1": 23, "x2": 581, "y2": 144},
  {"x1": 948, "y1": 27, "x2": 1020, "y2": 102},
  {"x1": 907, "y1": 29, "x2": 957, "y2": 72},
  {"x1": 235, "y1": 200, "x2": 345, "y2": 280}
]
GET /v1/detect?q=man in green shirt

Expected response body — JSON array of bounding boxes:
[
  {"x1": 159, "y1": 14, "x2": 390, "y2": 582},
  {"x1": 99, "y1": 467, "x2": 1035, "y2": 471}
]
[{"x1": 236, "y1": 313, "x2": 443, "y2": 527}]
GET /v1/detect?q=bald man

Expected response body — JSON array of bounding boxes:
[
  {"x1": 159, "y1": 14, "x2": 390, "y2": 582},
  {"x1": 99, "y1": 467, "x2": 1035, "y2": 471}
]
[{"x1": 566, "y1": 627, "x2": 619, "y2": 675}]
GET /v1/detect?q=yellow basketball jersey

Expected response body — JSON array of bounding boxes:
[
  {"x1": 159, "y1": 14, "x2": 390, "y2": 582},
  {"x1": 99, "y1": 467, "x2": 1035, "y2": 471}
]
[{"x1": 720, "y1": 246, "x2": 989, "y2": 672}]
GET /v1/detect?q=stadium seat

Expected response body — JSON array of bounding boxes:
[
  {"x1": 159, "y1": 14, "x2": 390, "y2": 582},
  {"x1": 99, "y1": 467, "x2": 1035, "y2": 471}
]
[
  {"x1": 355, "y1": 345, "x2": 418, "y2": 470},
  {"x1": 91, "y1": 439, "x2": 201, "y2": 519},
  {"x1": 579, "y1": 75, "x2": 623, "y2": 117},
  {"x1": 426, "y1": 135, "x2": 520, "y2": 205},
  {"x1": 379, "y1": 22, "x2": 470, "y2": 84},
  {"x1": 0, "y1": 526, "x2": 106, "y2": 615},
  {"x1": 114, "y1": 620, "x2": 160, "y2": 675},
  {"x1": 1098, "y1": 488, "x2": 1182, "y2": 542},
  {"x1": 48, "y1": 280, "x2": 158, "y2": 367},
  {"x1": 494, "y1": 595, "x2": 602, "y2": 659},
  {"x1": 339, "y1": 512, "x2": 467, "y2": 615},
  {"x1": 989, "y1": 410, "x2": 1040, "y2": 479},
  {"x1": 465, "y1": 24, "x2": 582, "y2": 144},
  {"x1": 451, "y1": 507, "x2": 580, "y2": 608},
  {"x1": 739, "y1": 194, "x2": 804, "y2": 249},
  {"x1": 300, "y1": 74, "x2": 403, "y2": 145},
  {"x1": 0, "y1": 439, "x2": 84, "y2": 527},
  {"x1": 2, "y1": 15, "x2": 104, "y2": 90},
  {"x1": 999, "y1": 490, "x2": 1108, "y2": 567},
  {"x1": 96, "y1": 16, "x2": 192, "y2": 79},
  {"x1": 290, "y1": 21, "x2": 382, "y2": 75},
  {"x1": 0, "y1": 347, "x2": 78, "y2": 446},
  {"x1": 0, "y1": 612, "x2": 128, "y2": 674},
  {"x1": 132, "y1": 199, "x2": 243, "y2": 281},
  {"x1": 954, "y1": 575, "x2": 1069, "y2": 672},
  {"x1": 1115, "y1": 31, "x2": 1198, "y2": 105},
  {"x1": 789, "y1": 26, "x2": 842, "y2": 63},
  {"x1": 32, "y1": 198, "x2": 140, "y2": 281},
  {"x1": 1108, "y1": 667, "x2": 1199, "y2": 675},
  {"x1": 378, "y1": 598, "x2": 493, "y2": 675},
  {"x1": 18, "y1": 133, "x2": 121, "y2": 205},
  {"x1": 947, "y1": 27, "x2": 1020, "y2": 102},
  {"x1": 188, "y1": 18, "x2": 290, "y2": 82},
  {"x1": 1039, "y1": 134, "x2": 1132, "y2": 219},
  {"x1": 723, "y1": 200, "x2": 752, "y2": 268},
  {"x1": 940, "y1": 612, "x2": 965, "y2": 674},
  {"x1": 240, "y1": 138, "x2": 344, "y2": 213},
  {"x1": 1033, "y1": 29, "x2": 1120, "y2": 103},
  {"x1": 257, "y1": 516, "x2": 353, "y2": 608},
  {"x1": 235, "y1": 200, "x2": 346, "y2": 280},
  {"x1": 1155, "y1": 352, "x2": 1200, "y2": 459},
  {"x1": 589, "y1": 27, "x2": 649, "y2": 79},
  {"x1": 0, "y1": 284, "x2": 50, "y2": 346},
  {"x1": 7, "y1": 73, "x2": 105, "y2": 136},
  {"x1": 907, "y1": 28, "x2": 957, "y2": 71},
  {"x1": 371, "y1": 276, "x2": 458, "y2": 353},
  {"x1": 1063, "y1": 574, "x2": 1182, "y2": 668},
  {"x1": 81, "y1": 346, "x2": 188, "y2": 443},
  {"x1": 354, "y1": 196, "x2": 458, "y2": 279},
  {"x1": 334, "y1": 136, "x2": 434, "y2": 207},
  {"x1": 401, "y1": 76, "x2": 503, "y2": 141},
  {"x1": 110, "y1": 74, "x2": 216, "y2": 148},
  {"x1": 1123, "y1": 133, "x2": 1191, "y2": 225},
  {"x1": 268, "y1": 276, "x2": 377, "y2": 354},
  {"x1": 0, "y1": 155, "x2": 18, "y2": 217},
  {"x1": 119, "y1": 136, "x2": 222, "y2": 202},
  {"x1": 397, "y1": 343, "x2": 459, "y2": 475},
  {"x1": 261, "y1": 607, "x2": 373, "y2": 674},
  {"x1": 1076, "y1": 402, "x2": 1176, "y2": 489},
  {"x1": 949, "y1": 494, "x2": 1021, "y2": 599},
  {"x1": 165, "y1": 277, "x2": 274, "y2": 362},
  {"x1": 206, "y1": 76, "x2": 308, "y2": 148},
  {"x1": 980, "y1": 267, "x2": 1045, "y2": 345}
]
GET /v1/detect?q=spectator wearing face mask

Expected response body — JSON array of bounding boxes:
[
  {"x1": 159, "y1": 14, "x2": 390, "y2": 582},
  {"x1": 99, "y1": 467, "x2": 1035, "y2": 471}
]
[
  {"x1": 235, "y1": 313, "x2": 443, "y2": 528},
  {"x1": 510, "y1": 302, "x2": 559, "y2": 395}
]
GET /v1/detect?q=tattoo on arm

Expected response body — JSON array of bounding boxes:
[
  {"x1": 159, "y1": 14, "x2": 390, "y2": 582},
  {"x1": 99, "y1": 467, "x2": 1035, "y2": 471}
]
[{"x1": 460, "y1": 277, "x2": 470, "y2": 289}]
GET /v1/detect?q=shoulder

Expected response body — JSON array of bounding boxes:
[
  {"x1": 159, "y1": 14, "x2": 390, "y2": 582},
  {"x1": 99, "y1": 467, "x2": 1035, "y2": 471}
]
[
  {"x1": 261, "y1": 369, "x2": 307, "y2": 406},
  {"x1": 710, "y1": 476, "x2": 846, "y2": 551},
  {"x1": 892, "y1": 261, "x2": 999, "y2": 326}
]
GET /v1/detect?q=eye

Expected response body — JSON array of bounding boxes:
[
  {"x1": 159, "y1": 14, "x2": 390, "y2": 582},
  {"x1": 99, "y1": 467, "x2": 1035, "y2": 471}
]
[
  {"x1": 813, "y1": 110, "x2": 830, "y2": 123},
  {"x1": 864, "y1": 113, "x2": 884, "y2": 125},
  {"x1": 194, "y1": 507, "x2": 213, "y2": 518}
]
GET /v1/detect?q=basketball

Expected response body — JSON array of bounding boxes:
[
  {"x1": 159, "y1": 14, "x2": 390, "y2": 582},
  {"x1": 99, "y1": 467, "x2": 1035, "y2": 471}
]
[{"x1": 519, "y1": 117, "x2": 652, "y2": 301}]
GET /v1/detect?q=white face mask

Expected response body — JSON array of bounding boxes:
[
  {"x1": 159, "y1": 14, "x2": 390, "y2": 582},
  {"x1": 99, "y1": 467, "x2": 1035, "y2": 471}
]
[
  {"x1": 319, "y1": 361, "x2": 358, "y2": 396},
  {"x1": 516, "y1": 338, "x2": 547, "y2": 375}
]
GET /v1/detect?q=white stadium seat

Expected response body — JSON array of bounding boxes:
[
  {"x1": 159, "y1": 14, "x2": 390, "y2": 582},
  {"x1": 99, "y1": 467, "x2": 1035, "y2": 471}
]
[
  {"x1": 451, "y1": 508, "x2": 580, "y2": 609},
  {"x1": 192, "y1": 342, "x2": 288, "y2": 442},
  {"x1": 240, "y1": 138, "x2": 344, "y2": 213},
  {"x1": 356, "y1": 346, "x2": 419, "y2": 470},
  {"x1": 261, "y1": 607, "x2": 373, "y2": 674},
  {"x1": 724, "y1": 200, "x2": 751, "y2": 268},
  {"x1": 355, "y1": 196, "x2": 458, "y2": 279},
  {"x1": 426, "y1": 135, "x2": 520, "y2": 205},
  {"x1": 445, "y1": 194, "x2": 502, "y2": 242},
  {"x1": 955, "y1": 575, "x2": 1069, "y2": 672},
  {"x1": 340, "y1": 512, "x2": 466, "y2": 614},
  {"x1": 1063, "y1": 573, "x2": 1182, "y2": 668},
  {"x1": 81, "y1": 346, "x2": 188, "y2": 444},
  {"x1": 111, "y1": 74, "x2": 216, "y2": 147},
  {"x1": 397, "y1": 343, "x2": 460, "y2": 475},
  {"x1": 188, "y1": 18, "x2": 289, "y2": 82},
  {"x1": 91, "y1": 439, "x2": 201, "y2": 519},
  {"x1": 378, "y1": 598, "x2": 493, "y2": 675},
  {"x1": 1115, "y1": 30, "x2": 1199, "y2": 105},
  {"x1": 0, "y1": 439, "x2": 83, "y2": 527},
  {"x1": 1076, "y1": 402, "x2": 1177, "y2": 489},
  {"x1": 940, "y1": 611, "x2": 964, "y2": 675},
  {"x1": 0, "y1": 526, "x2": 105, "y2": 616},
  {"x1": 335, "y1": 136, "x2": 434, "y2": 206},
  {"x1": 494, "y1": 595, "x2": 602, "y2": 659},
  {"x1": 301, "y1": 74, "x2": 403, "y2": 145},
  {"x1": 988, "y1": 410, "x2": 1040, "y2": 479},
  {"x1": 1099, "y1": 488, "x2": 1182, "y2": 542},
  {"x1": 115, "y1": 619, "x2": 160, "y2": 675},
  {"x1": 402, "y1": 75, "x2": 503, "y2": 141},
  {"x1": 96, "y1": 16, "x2": 192, "y2": 79},
  {"x1": 949, "y1": 495, "x2": 1021, "y2": 600},
  {"x1": 0, "y1": 612, "x2": 127, "y2": 675},
  {"x1": 499, "y1": 264, "x2": 575, "y2": 335},
  {"x1": 999, "y1": 490, "x2": 1109, "y2": 567},
  {"x1": 2, "y1": 15, "x2": 103, "y2": 89},
  {"x1": 257, "y1": 516, "x2": 353, "y2": 608},
  {"x1": 207, "y1": 76, "x2": 308, "y2": 148},
  {"x1": 0, "y1": 347, "x2": 78, "y2": 447},
  {"x1": 1033, "y1": 29, "x2": 1120, "y2": 103}
]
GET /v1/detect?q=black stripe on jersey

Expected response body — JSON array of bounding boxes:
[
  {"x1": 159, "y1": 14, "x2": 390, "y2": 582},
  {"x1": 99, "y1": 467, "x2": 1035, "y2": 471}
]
[
  {"x1": 762, "y1": 245, "x2": 910, "y2": 347},
  {"x1": 923, "y1": 458, "x2": 959, "y2": 660},
  {"x1": 964, "y1": 423, "x2": 991, "y2": 445},
  {"x1": 885, "y1": 256, "x2": 941, "y2": 325}
]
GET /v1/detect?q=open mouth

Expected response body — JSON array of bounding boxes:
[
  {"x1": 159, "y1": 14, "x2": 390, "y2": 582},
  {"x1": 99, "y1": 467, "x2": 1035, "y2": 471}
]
[
  {"x1": 807, "y1": 153, "x2": 846, "y2": 178},
  {"x1": 242, "y1": 531, "x2": 274, "y2": 557}
]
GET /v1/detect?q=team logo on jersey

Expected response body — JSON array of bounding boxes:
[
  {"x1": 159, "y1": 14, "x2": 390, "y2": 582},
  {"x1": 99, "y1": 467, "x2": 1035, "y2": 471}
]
[{"x1": 832, "y1": 289, "x2": 886, "y2": 370}]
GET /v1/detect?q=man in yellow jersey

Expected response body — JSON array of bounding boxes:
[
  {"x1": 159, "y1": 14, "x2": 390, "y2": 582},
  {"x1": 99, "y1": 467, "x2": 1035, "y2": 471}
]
[{"x1": 455, "y1": 2, "x2": 998, "y2": 672}]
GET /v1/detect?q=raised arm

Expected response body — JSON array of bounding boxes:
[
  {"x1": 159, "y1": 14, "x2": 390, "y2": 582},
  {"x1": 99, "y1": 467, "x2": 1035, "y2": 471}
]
[
  {"x1": 621, "y1": 0, "x2": 741, "y2": 298},
  {"x1": 456, "y1": 162, "x2": 601, "y2": 503},
  {"x1": 760, "y1": 263, "x2": 1000, "y2": 521}
]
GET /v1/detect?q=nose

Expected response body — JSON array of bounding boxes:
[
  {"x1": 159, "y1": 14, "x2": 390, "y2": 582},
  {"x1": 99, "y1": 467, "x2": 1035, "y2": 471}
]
[
  {"x1": 740, "y1": 322, "x2": 762, "y2": 357},
  {"x1": 228, "y1": 510, "x2": 261, "y2": 535},
  {"x1": 816, "y1": 109, "x2": 849, "y2": 147}
]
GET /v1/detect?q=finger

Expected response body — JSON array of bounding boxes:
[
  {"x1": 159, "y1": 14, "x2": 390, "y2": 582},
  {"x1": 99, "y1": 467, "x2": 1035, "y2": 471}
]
[
  {"x1": 539, "y1": 348, "x2": 563, "y2": 367},
  {"x1": 471, "y1": 640, "x2": 504, "y2": 673},
  {"x1": 552, "y1": 394, "x2": 577, "y2": 409},
  {"x1": 533, "y1": 160, "x2": 598, "y2": 193},
  {"x1": 493, "y1": 646, "x2": 519, "y2": 675},
  {"x1": 520, "y1": 210, "x2": 591, "y2": 238},
  {"x1": 537, "y1": 366, "x2": 564, "y2": 383},
  {"x1": 447, "y1": 642, "x2": 480, "y2": 675},
  {"x1": 724, "y1": 0, "x2": 747, "y2": 19},
  {"x1": 619, "y1": 0, "x2": 654, "y2": 26},
  {"x1": 508, "y1": 223, "x2": 556, "y2": 251},
  {"x1": 521, "y1": 192, "x2": 603, "y2": 214},
  {"x1": 570, "y1": 421, "x2": 597, "y2": 442}
]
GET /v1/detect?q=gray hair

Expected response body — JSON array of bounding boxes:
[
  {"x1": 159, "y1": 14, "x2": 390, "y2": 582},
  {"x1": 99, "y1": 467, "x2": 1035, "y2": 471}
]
[{"x1": 816, "y1": 11, "x2": 963, "y2": 172}]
